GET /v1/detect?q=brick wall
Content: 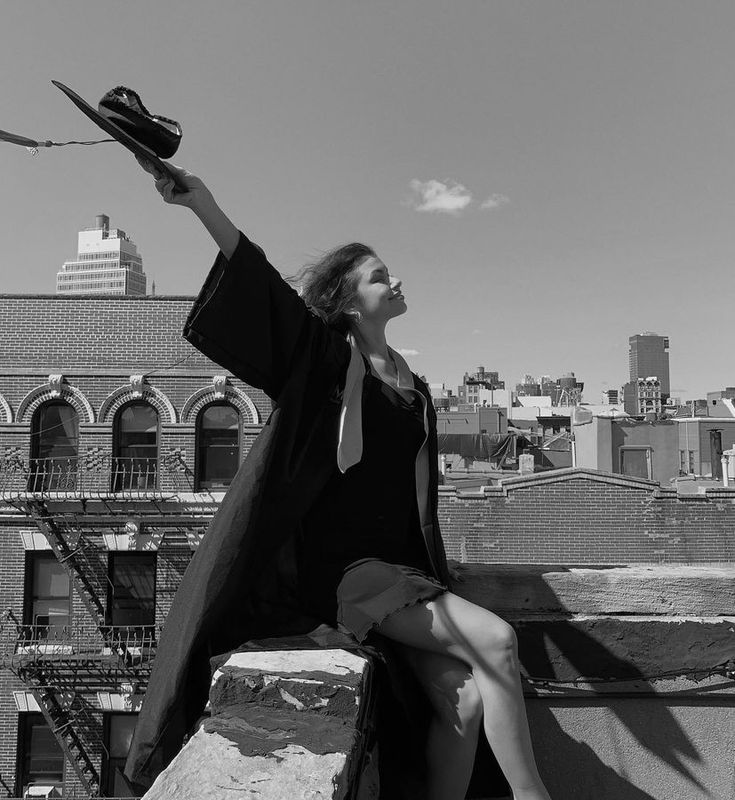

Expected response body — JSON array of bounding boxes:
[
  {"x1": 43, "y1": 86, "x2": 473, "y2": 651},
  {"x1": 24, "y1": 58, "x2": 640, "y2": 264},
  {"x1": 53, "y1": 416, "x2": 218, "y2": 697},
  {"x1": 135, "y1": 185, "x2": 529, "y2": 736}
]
[{"x1": 439, "y1": 469, "x2": 735, "y2": 565}]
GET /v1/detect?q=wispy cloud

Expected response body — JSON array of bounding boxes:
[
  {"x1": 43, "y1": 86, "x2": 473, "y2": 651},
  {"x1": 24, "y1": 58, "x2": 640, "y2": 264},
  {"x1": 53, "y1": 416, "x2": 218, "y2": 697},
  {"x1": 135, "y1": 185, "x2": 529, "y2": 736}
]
[
  {"x1": 396, "y1": 348, "x2": 420, "y2": 357},
  {"x1": 407, "y1": 179, "x2": 472, "y2": 215},
  {"x1": 480, "y1": 193, "x2": 510, "y2": 210}
]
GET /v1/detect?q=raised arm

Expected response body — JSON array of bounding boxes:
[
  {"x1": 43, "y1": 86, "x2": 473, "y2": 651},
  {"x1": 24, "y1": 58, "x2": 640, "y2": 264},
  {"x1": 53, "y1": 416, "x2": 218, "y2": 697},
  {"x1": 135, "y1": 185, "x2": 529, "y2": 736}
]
[{"x1": 135, "y1": 158, "x2": 349, "y2": 399}]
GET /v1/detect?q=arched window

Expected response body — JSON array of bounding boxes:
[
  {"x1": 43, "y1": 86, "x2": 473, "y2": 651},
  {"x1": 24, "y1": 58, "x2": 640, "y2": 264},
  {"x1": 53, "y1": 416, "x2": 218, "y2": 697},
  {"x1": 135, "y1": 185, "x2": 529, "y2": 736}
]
[
  {"x1": 29, "y1": 401, "x2": 79, "y2": 491},
  {"x1": 196, "y1": 403, "x2": 240, "y2": 490},
  {"x1": 113, "y1": 402, "x2": 158, "y2": 491}
]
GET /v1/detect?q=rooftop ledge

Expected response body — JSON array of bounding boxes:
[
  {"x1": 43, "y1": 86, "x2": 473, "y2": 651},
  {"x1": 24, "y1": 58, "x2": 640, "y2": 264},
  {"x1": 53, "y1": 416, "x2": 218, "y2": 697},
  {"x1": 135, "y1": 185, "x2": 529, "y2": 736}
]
[{"x1": 141, "y1": 563, "x2": 735, "y2": 800}]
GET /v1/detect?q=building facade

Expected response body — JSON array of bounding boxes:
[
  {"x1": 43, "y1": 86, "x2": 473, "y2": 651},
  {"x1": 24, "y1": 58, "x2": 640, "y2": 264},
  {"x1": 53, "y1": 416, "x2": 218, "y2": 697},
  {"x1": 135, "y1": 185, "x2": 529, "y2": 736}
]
[
  {"x1": 623, "y1": 376, "x2": 663, "y2": 416},
  {"x1": 56, "y1": 216, "x2": 148, "y2": 297},
  {"x1": 456, "y1": 366, "x2": 504, "y2": 405},
  {"x1": 0, "y1": 293, "x2": 269, "y2": 798}
]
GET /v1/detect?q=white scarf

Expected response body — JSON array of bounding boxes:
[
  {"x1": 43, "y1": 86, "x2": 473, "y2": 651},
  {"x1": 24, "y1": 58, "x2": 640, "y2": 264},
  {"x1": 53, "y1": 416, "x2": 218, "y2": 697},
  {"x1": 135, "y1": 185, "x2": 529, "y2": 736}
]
[{"x1": 336, "y1": 333, "x2": 424, "y2": 473}]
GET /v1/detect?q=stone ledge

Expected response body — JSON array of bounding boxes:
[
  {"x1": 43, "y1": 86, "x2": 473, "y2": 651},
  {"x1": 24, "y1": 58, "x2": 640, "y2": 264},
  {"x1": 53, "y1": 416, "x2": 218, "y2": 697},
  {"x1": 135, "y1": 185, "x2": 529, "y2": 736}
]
[
  {"x1": 452, "y1": 563, "x2": 735, "y2": 614},
  {"x1": 142, "y1": 649, "x2": 377, "y2": 800}
]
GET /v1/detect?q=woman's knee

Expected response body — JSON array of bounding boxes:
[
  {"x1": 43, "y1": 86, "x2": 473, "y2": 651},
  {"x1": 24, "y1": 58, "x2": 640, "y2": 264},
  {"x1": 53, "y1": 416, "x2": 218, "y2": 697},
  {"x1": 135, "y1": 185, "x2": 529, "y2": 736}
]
[{"x1": 450, "y1": 604, "x2": 518, "y2": 670}]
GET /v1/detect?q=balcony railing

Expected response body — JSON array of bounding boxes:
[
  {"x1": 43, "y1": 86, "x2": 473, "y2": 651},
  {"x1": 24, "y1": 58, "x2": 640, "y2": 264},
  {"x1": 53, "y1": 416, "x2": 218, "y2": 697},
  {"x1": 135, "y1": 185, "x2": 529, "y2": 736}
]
[
  {"x1": 5, "y1": 796, "x2": 141, "y2": 800},
  {"x1": 0, "y1": 621, "x2": 159, "y2": 672},
  {"x1": 0, "y1": 453, "x2": 194, "y2": 497}
]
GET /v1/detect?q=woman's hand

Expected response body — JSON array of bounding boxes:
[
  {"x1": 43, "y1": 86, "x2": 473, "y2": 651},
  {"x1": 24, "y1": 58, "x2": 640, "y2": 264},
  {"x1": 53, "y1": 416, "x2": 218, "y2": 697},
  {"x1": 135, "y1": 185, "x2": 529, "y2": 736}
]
[{"x1": 135, "y1": 156, "x2": 212, "y2": 212}]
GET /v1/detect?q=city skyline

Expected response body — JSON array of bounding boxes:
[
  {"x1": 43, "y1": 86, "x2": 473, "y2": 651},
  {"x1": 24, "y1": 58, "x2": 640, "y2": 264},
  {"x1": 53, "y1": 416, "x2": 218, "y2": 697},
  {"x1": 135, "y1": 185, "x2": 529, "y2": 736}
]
[{"x1": 2, "y1": 1, "x2": 733, "y2": 401}]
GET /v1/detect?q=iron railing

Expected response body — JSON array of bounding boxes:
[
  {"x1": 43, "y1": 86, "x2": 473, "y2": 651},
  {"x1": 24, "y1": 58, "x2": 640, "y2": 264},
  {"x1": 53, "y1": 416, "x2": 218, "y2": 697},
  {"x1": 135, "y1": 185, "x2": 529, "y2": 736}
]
[
  {"x1": 0, "y1": 620, "x2": 158, "y2": 672},
  {"x1": 0, "y1": 453, "x2": 194, "y2": 497},
  {"x1": 4, "y1": 796, "x2": 141, "y2": 800}
]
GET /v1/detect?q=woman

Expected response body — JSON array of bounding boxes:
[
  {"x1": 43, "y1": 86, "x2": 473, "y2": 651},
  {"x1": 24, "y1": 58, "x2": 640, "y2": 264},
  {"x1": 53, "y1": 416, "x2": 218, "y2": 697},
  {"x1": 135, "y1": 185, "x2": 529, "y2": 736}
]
[{"x1": 128, "y1": 158, "x2": 552, "y2": 800}]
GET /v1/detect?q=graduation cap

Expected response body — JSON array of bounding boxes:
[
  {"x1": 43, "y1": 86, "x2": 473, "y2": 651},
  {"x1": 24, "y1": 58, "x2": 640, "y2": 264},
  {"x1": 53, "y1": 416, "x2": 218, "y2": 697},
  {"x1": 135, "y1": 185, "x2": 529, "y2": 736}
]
[{"x1": 1, "y1": 82, "x2": 187, "y2": 192}]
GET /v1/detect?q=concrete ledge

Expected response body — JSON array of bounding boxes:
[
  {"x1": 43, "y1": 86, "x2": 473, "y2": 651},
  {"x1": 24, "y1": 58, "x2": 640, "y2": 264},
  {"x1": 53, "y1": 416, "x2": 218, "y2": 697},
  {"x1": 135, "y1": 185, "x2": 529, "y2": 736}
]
[
  {"x1": 453, "y1": 564, "x2": 735, "y2": 614},
  {"x1": 142, "y1": 649, "x2": 377, "y2": 800},
  {"x1": 140, "y1": 564, "x2": 735, "y2": 800}
]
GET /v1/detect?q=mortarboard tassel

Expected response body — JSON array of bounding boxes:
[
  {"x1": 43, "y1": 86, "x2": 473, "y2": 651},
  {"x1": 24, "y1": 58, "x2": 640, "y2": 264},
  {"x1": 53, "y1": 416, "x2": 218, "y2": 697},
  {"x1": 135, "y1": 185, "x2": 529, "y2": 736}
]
[{"x1": 0, "y1": 126, "x2": 114, "y2": 155}]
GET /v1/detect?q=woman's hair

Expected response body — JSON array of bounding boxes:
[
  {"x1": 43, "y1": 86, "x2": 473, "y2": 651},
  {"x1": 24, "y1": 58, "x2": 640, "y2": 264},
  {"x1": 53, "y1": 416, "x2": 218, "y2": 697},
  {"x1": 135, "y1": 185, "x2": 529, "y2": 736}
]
[{"x1": 292, "y1": 243, "x2": 376, "y2": 334}]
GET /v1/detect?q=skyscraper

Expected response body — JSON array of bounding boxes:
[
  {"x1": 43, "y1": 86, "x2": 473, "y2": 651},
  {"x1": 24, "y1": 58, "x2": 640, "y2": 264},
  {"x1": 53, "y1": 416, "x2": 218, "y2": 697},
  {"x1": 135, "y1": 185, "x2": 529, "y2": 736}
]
[
  {"x1": 56, "y1": 214, "x2": 148, "y2": 295},
  {"x1": 628, "y1": 333, "x2": 670, "y2": 399}
]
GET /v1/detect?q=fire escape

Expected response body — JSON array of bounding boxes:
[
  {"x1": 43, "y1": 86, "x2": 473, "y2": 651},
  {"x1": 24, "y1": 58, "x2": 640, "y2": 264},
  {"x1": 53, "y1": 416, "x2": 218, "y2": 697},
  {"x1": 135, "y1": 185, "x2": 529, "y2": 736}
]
[{"x1": 0, "y1": 453, "x2": 213, "y2": 798}]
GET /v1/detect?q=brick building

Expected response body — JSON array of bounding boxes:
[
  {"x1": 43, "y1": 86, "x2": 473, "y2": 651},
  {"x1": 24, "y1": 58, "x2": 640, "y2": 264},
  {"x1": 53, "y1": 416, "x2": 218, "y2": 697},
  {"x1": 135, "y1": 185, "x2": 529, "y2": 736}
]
[{"x1": 0, "y1": 294, "x2": 269, "y2": 798}]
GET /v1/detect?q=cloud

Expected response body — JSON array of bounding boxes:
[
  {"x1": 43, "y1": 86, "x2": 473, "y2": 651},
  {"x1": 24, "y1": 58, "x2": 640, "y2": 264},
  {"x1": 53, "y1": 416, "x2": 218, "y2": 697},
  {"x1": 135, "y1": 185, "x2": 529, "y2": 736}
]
[
  {"x1": 407, "y1": 179, "x2": 472, "y2": 214},
  {"x1": 396, "y1": 348, "x2": 420, "y2": 357},
  {"x1": 480, "y1": 193, "x2": 510, "y2": 210}
]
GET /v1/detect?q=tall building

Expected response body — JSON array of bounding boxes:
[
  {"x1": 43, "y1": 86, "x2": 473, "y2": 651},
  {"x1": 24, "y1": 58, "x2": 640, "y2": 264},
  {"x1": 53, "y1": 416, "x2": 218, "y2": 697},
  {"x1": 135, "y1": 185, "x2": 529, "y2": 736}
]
[
  {"x1": 629, "y1": 333, "x2": 670, "y2": 400},
  {"x1": 56, "y1": 214, "x2": 148, "y2": 296}
]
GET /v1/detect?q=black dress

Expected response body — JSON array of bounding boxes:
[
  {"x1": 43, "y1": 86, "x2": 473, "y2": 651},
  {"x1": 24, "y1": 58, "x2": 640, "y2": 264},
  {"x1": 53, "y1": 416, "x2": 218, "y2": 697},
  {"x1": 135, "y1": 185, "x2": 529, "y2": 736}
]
[{"x1": 298, "y1": 359, "x2": 447, "y2": 642}]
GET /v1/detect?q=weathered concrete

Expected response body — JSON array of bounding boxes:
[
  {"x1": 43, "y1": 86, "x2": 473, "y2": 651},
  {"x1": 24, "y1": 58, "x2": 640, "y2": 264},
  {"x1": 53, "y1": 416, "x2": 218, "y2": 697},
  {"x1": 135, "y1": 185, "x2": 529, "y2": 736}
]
[
  {"x1": 141, "y1": 565, "x2": 735, "y2": 800},
  {"x1": 453, "y1": 564, "x2": 735, "y2": 615},
  {"x1": 142, "y1": 649, "x2": 377, "y2": 800},
  {"x1": 528, "y1": 696, "x2": 735, "y2": 800},
  {"x1": 453, "y1": 564, "x2": 735, "y2": 799}
]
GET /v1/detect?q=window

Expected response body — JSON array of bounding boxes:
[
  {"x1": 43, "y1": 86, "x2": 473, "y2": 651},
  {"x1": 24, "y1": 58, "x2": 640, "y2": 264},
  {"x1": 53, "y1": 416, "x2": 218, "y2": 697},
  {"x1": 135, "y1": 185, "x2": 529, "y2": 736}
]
[
  {"x1": 113, "y1": 402, "x2": 158, "y2": 490},
  {"x1": 679, "y1": 449, "x2": 695, "y2": 474},
  {"x1": 196, "y1": 403, "x2": 240, "y2": 490},
  {"x1": 619, "y1": 447, "x2": 653, "y2": 480},
  {"x1": 24, "y1": 553, "x2": 70, "y2": 639},
  {"x1": 107, "y1": 553, "x2": 156, "y2": 631},
  {"x1": 103, "y1": 714, "x2": 138, "y2": 796},
  {"x1": 29, "y1": 401, "x2": 78, "y2": 491},
  {"x1": 17, "y1": 713, "x2": 64, "y2": 796}
]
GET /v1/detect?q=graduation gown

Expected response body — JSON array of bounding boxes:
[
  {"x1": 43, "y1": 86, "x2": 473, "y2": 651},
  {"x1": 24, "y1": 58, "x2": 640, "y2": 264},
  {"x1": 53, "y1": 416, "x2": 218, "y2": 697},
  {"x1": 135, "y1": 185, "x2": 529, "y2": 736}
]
[{"x1": 124, "y1": 232, "x2": 451, "y2": 787}]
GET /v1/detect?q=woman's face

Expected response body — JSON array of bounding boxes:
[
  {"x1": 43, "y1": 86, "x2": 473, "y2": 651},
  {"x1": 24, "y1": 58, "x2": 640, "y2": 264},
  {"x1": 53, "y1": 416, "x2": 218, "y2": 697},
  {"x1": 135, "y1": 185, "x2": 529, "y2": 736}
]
[{"x1": 349, "y1": 256, "x2": 406, "y2": 326}]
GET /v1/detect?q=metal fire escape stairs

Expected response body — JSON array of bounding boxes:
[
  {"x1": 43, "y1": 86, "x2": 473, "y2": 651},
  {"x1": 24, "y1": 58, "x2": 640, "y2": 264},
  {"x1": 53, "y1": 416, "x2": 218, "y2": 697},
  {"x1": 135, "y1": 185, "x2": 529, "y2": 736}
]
[
  {"x1": 1, "y1": 609, "x2": 103, "y2": 796},
  {"x1": 29, "y1": 670, "x2": 102, "y2": 795},
  {"x1": 8, "y1": 502, "x2": 137, "y2": 797},
  {"x1": 27, "y1": 500, "x2": 108, "y2": 630}
]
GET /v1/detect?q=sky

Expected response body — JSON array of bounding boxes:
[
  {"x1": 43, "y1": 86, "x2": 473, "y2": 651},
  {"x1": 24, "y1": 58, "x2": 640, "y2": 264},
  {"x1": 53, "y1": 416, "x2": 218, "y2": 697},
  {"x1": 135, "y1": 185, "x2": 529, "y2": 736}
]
[{"x1": 2, "y1": 0, "x2": 734, "y2": 401}]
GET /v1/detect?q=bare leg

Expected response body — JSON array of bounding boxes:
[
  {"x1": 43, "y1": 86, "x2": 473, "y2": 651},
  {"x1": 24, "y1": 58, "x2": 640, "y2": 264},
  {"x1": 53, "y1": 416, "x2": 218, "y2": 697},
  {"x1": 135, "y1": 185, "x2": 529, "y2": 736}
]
[
  {"x1": 395, "y1": 643, "x2": 483, "y2": 800},
  {"x1": 376, "y1": 592, "x2": 551, "y2": 800}
]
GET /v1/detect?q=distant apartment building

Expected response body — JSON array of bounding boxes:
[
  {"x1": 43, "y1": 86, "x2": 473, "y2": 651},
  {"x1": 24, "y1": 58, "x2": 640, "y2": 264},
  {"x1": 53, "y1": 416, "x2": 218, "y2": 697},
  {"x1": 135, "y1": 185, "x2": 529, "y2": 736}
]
[
  {"x1": 457, "y1": 366, "x2": 504, "y2": 405},
  {"x1": 56, "y1": 214, "x2": 148, "y2": 296},
  {"x1": 628, "y1": 332, "x2": 670, "y2": 399},
  {"x1": 623, "y1": 377, "x2": 663, "y2": 416},
  {"x1": 516, "y1": 375, "x2": 541, "y2": 397}
]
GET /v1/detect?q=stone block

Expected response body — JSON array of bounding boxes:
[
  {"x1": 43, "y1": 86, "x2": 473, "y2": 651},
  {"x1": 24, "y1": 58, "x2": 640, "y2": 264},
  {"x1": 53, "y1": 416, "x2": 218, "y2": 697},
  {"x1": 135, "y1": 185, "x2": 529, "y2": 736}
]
[{"x1": 142, "y1": 648, "x2": 377, "y2": 800}]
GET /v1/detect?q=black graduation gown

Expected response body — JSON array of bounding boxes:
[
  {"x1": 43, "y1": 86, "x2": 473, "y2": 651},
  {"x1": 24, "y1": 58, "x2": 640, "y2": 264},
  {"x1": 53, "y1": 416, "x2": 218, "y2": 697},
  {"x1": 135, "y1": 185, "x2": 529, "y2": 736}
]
[{"x1": 124, "y1": 232, "x2": 451, "y2": 788}]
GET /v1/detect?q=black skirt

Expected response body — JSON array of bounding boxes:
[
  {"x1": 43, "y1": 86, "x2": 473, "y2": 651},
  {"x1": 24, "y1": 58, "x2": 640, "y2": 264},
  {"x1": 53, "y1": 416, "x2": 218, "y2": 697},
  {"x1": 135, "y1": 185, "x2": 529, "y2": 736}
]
[{"x1": 337, "y1": 558, "x2": 447, "y2": 642}]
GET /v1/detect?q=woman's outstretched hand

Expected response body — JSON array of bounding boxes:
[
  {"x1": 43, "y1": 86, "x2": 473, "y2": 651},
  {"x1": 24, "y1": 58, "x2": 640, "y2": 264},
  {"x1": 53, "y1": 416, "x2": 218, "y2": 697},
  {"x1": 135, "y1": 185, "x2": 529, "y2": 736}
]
[{"x1": 135, "y1": 156, "x2": 211, "y2": 211}]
